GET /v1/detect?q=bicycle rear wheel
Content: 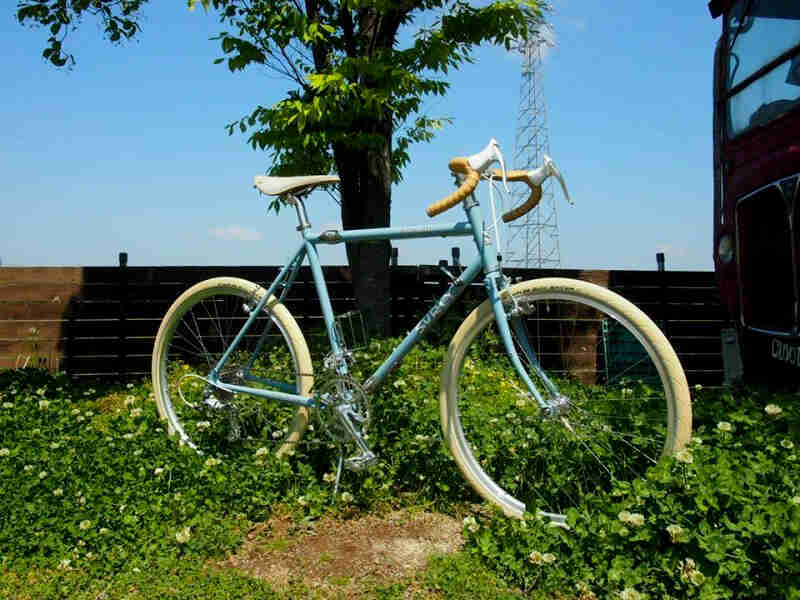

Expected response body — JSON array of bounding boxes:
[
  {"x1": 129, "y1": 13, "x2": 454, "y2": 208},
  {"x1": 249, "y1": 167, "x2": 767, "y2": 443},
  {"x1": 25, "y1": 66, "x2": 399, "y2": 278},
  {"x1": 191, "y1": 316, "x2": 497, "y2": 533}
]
[
  {"x1": 441, "y1": 278, "x2": 691, "y2": 522},
  {"x1": 152, "y1": 277, "x2": 313, "y2": 455}
]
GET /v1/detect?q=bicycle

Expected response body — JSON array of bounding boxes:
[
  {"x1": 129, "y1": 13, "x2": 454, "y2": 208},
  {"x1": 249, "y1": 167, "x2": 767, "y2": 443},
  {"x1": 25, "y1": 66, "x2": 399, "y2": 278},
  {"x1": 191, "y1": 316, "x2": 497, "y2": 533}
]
[{"x1": 151, "y1": 139, "x2": 692, "y2": 525}]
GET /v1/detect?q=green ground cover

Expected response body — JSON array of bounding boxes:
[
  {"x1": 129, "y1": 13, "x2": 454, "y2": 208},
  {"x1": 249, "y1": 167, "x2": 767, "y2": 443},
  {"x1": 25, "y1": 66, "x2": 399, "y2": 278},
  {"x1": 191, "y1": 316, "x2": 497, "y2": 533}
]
[{"x1": 0, "y1": 339, "x2": 798, "y2": 599}]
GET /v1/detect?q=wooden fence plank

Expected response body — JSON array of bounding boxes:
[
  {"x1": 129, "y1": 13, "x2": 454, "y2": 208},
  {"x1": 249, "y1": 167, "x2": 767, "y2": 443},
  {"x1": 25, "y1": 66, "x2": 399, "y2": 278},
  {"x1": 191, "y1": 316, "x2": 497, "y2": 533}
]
[{"x1": 0, "y1": 265, "x2": 728, "y2": 383}]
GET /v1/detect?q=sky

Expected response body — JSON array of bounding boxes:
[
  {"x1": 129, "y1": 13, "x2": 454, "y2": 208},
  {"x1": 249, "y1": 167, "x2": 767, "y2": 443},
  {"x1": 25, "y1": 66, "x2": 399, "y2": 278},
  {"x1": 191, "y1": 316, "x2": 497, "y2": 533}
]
[{"x1": 1, "y1": 2, "x2": 721, "y2": 271}]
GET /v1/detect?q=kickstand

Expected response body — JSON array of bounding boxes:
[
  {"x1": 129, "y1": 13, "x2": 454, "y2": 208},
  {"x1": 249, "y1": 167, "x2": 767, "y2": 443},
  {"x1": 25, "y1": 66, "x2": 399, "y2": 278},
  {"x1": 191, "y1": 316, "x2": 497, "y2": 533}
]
[{"x1": 332, "y1": 450, "x2": 344, "y2": 498}]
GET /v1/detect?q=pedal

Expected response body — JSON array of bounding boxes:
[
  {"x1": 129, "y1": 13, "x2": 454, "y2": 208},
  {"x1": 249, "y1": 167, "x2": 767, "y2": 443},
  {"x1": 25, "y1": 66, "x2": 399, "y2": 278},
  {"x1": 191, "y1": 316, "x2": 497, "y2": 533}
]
[{"x1": 344, "y1": 450, "x2": 378, "y2": 472}]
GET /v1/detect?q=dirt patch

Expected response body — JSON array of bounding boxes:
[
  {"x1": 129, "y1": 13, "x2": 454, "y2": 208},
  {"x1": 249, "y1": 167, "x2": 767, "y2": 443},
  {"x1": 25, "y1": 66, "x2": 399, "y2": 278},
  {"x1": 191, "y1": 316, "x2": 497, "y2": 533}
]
[{"x1": 218, "y1": 509, "x2": 463, "y2": 596}]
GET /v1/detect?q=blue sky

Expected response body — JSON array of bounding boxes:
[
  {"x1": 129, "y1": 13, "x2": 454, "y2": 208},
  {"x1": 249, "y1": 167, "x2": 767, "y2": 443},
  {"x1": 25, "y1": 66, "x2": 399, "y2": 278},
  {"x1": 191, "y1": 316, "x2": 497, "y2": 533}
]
[{"x1": 1, "y1": 2, "x2": 720, "y2": 270}]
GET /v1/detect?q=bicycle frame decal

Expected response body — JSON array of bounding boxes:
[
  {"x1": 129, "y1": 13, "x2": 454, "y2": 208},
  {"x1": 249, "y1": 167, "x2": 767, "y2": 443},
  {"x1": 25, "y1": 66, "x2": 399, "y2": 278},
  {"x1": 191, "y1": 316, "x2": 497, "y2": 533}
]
[{"x1": 363, "y1": 256, "x2": 483, "y2": 392}]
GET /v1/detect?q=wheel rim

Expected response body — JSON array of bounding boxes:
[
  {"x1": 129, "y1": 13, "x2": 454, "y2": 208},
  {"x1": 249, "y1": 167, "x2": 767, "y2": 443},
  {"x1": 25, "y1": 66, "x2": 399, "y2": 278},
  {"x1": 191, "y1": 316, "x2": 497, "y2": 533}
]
[
  {"x1": 156, "y1": 286, "x2": 302, "y2": 453},
  {"x1": 450, "y1": 289, "x2": 678, "y2": 521}
]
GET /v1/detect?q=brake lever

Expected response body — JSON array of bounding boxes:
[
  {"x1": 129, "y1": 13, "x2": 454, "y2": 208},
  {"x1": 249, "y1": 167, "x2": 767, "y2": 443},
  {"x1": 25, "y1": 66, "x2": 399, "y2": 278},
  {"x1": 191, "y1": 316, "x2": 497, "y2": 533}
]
[
  {"x1": 526, "y1": 155, "x2": 573, "y2": 206},
  {"x1": 467, "y1": 138, "x2": 509, "y2": 193},
  {"x1": 493, "y1": 142, "x2": 509, "y2": 194},
  {"x1": 544, "y1": 155, "x2": 572, "y2": 205}
]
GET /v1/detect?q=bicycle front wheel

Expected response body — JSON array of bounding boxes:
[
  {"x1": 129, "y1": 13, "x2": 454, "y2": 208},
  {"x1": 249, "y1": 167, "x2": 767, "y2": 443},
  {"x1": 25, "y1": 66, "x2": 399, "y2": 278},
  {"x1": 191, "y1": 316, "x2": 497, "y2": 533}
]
[
  {"x1": 152, "y1": 277, "x2": 313, "y2": 455},
  {"x1": 441, "y1": 278, "x2": 691, "y2": 522}
]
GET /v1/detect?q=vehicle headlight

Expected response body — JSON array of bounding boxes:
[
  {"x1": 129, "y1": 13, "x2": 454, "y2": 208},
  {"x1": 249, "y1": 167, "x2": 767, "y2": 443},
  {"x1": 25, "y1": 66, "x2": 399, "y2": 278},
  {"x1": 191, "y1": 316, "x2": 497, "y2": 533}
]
[{"x1": 718, "y1": 234, "x2": 734, "y2": 264}]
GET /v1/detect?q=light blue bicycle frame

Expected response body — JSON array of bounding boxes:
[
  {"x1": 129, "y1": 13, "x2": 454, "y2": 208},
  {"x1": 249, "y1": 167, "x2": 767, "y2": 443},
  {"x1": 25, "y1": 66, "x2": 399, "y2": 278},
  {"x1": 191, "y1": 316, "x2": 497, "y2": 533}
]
[{"x1": 205, "y1": 193, "x2": 559, "y2": 412}]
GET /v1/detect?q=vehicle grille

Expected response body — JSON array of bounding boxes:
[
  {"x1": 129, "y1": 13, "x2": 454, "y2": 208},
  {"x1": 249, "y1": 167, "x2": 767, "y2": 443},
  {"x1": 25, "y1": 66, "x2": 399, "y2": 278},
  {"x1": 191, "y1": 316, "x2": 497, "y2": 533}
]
[{"x1": 735, "y1": 178, "x2": 797, "y2": 334}]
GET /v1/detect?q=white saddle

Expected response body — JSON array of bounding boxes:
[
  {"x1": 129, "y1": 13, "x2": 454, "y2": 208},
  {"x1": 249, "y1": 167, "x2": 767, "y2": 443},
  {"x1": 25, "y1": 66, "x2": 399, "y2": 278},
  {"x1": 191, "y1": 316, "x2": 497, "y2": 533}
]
[{"x1": 253, "y1": 174, "x2": 340, "y2": 196}]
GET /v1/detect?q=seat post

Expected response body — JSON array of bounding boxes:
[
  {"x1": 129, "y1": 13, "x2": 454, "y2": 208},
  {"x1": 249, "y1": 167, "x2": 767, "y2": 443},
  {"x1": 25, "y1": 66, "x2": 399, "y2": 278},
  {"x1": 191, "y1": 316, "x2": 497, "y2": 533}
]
[{"x1": 288, "y1": 193, "x2": 312, "y2": 231}]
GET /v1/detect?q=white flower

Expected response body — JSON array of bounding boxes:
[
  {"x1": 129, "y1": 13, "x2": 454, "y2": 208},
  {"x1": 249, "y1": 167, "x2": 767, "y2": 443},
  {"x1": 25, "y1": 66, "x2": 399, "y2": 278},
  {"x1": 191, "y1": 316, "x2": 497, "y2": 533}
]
[
  {"x1": 39, "y1": 471, "x2": 48, "y2": 479},
  {"x1": 58, "y1": 558, "x2": 72, "y2": 570},
  {"x1": 271, "y1": 429, "x2": 283, "y2": 439},
  {"x1": 50, "y1": 442, "x2": 60, "y2": 450},
  {"x1": 38, "y1": 399, "x2": 50, "y2": 410},
  {"x1": 130, "y1": 408, "x2": 143, "y2": 418},
  {"x1": 71, "y1": 408, "x2": 81, "y2": 415},
  {"x1": 323, "y1": 472, "x2": 336, "y2": 483},
  {"x1": 24, "y1": 464, "x2": 33, "y2": 472},
  {"x1": 716, "y1": 421, "x2": 733, "y2": 432},
  {"x1": 53, "y1": 488, "x2": 64, "y2": 497},
  {"x1": 340, "y1": 491, "x2": 353, "y2": 503},
  {"x1": 204, "y1": 457, "x2": 221, "y2": 468},
  {"x1": 528, "y1": 551, "x2": 545, "y2": 565},
  {"x1": 679, "y1": 558, "x2": 704, "y2": 586},
  {"x1": 781, "y1": 439, "x2": 794, "y2": 449},
  {"x1": 297, "y1": 496, "x2": 308, "y2": 506},
  {"x1": 122, "y1": 433, "x2": 135, "y2": 440},
  {"x1": 618, "y1": 588, "x2": 642, "y2": 600},
  {"x1": 765, "y1": 404, "x2": 782, "y2": 416},
  {"x1": 0, "y1": 448, "x2": 9, "y2": 457},
  {"x1": 528, "y1": 550, "x2": 556, "y2": 565},
  {"x1": 627, "y1": 513, "x2": 645, "y2": 527},
  {"x1": 154, "y1": 467, "x2": 165, "y2": 476},
  {"x1": 2, "y1": 402, "x2": 12, "y2": 409},
  {"x1": 791, "y1": 496, "x2": 800, "y2": 505},
  {"x1": 694, "y1": 384, "x2": 703, "y2": 391},
  {"x1": 175, "y1": 526, "x2": 191, "y2": 544},
  {"x1": 99, "y1": 528, "x2": 110, "y2": 535},
  {"x1": 463, "y1": 516, "x2": 478, "y2": 533},
  {"x1": 79, "y1": 520, "x2": 92, "y2": 530},
  {"x1": 675, "y1": 449, "x2": 693, "y2": 464},
  {"x1": 617, "y1": 510, "x2": 646, "y2": 526},
  {"x1": 126, "y1": 383, "x2": 134, "y2": 389},
  {"x1": 666, "y1": 524, "x2": 687, "y2": 543},
  {"x1": 196, "y1": 421, "x2": 211, "y2": 431},
  {"x1": 254, "y1": 447, "x2": 269, "y2": 458},
  {"x1": 125, "y1": 395, "x2": 136, "y2": 406}
]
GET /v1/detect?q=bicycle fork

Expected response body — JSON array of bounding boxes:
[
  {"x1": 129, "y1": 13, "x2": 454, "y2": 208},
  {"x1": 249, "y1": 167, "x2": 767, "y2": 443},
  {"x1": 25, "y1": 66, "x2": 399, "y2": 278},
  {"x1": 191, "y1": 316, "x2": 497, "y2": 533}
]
[{"x1": 487, "y1": 275, "x2": 570, "y2": 418}]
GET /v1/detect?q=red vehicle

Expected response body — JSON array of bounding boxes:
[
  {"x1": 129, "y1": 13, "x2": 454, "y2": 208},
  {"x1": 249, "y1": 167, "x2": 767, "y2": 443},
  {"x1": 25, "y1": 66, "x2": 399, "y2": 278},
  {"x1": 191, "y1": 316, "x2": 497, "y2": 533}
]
[{"x1": 710, "y1": 0, "x2": 800, "y2": 379}]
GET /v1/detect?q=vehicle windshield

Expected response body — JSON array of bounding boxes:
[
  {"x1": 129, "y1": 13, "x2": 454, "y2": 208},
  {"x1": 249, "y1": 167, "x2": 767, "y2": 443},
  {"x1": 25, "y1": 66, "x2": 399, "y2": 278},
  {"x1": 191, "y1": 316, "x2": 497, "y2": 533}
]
[{"x1": 725, "y1": 0, "x2": 800, "y2": 136}]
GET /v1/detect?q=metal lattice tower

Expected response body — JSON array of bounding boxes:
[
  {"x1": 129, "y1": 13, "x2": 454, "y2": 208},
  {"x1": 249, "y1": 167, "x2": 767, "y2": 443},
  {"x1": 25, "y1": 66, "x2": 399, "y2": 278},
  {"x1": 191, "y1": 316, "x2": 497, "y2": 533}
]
[{"x1": 504, "y1": 30, "x2": 561, "y2": 268}]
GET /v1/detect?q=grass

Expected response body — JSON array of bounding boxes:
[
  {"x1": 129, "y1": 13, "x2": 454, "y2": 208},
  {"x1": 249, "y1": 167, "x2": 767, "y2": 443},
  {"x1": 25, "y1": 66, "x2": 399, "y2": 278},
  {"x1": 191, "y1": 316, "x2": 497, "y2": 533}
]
[{"x1": 0, "y1": 338, "x2": 798, "y2": 599}]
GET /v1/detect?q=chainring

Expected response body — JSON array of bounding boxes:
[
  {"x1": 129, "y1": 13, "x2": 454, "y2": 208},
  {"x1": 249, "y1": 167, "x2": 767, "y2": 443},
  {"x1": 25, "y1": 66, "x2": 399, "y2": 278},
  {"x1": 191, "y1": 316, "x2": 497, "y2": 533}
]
[{"x1": 314, "y1": 375, "x2": 371, "y2": 444}]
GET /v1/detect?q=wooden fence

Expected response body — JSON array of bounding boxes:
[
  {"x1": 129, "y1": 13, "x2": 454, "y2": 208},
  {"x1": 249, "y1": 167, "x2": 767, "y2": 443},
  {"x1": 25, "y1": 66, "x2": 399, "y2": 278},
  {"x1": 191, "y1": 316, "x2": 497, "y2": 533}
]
[{"x1": 0, "y1": 265, "x2": 728, "y2": 384}]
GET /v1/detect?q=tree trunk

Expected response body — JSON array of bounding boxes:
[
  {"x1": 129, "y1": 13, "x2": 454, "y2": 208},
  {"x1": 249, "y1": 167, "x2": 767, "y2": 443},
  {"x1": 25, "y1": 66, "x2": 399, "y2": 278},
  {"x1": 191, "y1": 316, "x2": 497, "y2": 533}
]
[{"x1": 333, "y1": 117, "x2": 393, "y2": 337}]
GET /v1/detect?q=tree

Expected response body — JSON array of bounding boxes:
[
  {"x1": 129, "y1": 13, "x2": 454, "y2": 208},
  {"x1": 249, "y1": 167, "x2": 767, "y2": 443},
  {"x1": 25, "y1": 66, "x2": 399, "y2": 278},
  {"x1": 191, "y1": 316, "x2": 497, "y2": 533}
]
[{"x1": 17, "y1": 0, "x2": 547, "y2": 335}]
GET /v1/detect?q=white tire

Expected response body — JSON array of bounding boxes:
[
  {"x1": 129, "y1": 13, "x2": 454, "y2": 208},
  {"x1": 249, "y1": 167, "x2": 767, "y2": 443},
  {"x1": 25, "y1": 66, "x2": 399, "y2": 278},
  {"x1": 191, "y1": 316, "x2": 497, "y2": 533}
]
[
  {"x1": 440, "y1": 278, "x2": 691, "y2": 521},
  {"x1": 152, "y1": 277, "x2": 313, "y2": 455}
]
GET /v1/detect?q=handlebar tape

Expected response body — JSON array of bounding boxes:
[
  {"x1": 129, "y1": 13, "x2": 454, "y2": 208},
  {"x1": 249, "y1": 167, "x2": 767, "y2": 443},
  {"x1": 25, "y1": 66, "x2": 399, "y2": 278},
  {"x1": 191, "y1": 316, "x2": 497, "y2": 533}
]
[
  {"x1": 489, "y1": 168, "x2": 543, "y2": 222},
  {"x1": 426, "y1": 157, "x2": 480, "y2": 217}
]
